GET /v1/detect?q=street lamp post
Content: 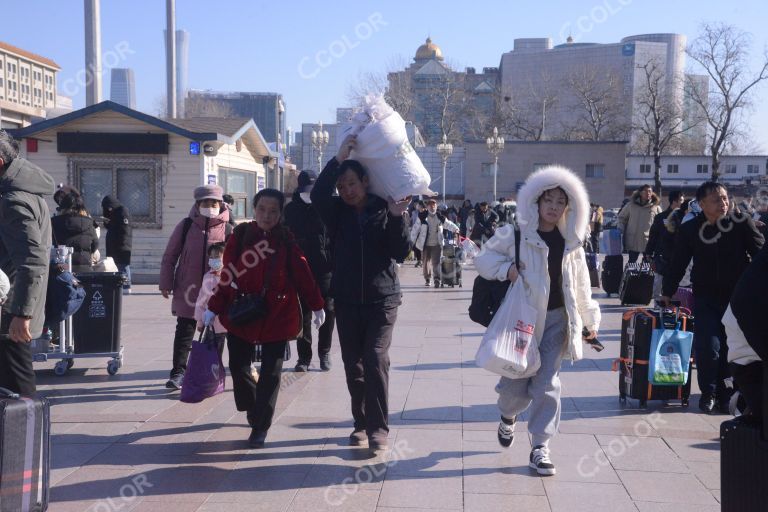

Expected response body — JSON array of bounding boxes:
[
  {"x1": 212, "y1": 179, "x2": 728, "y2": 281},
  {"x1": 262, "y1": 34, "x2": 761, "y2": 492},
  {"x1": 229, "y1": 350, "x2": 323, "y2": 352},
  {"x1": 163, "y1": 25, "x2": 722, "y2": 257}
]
[
  {"x1": 436, "y1": 133, "x2": 454, "y2": 205},
  {"x1": 311, "y1": 122, "x2": 329, "y2": 172},
  {"x1": 486, "y1": 126, "x2": 505, "y2": 202}
]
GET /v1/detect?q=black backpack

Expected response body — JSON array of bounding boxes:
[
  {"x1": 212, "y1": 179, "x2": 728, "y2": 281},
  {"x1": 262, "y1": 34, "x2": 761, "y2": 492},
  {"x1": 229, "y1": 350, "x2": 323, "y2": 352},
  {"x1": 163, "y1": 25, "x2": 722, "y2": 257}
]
[
  {"x1": 468, "y1": 226, "x2": 520, "y2": 327},
  {"x1": 45, "y1": 264, "x2": 86, "y2": 323}
]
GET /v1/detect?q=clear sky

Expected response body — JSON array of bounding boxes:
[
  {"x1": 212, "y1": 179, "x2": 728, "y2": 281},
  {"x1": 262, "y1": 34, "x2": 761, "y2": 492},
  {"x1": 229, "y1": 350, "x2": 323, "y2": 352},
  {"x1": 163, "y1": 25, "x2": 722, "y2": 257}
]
[{"x1": 4, "y1": 0, "x2": 768, "y2": 150}]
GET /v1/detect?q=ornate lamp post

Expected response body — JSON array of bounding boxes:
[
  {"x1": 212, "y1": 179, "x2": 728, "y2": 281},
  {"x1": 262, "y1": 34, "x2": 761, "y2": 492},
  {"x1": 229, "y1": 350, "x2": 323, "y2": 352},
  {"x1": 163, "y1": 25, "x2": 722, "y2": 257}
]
[
  {"x1": 311, "y1": 121, "x2": 329, "y2": 172},
  {"x1": 436, "y1": 133, "x2": 454, "y2": 205},
  {"x1": 486, "y1": 126, "x2": 505, "y2": 202}
]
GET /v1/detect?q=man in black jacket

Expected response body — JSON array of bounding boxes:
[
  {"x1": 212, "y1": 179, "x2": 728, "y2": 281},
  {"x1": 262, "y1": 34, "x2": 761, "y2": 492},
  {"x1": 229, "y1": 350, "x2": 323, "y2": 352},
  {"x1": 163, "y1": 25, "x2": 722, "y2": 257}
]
[
  {"x1": 283, "y1": 170, "x2": 336, "y2": 372},
  {"x1": 102, "y1": 196, "x2": 132, "y2": 293},
  {"x1": 645, "y1": 190, "x2": 684, "y2": 297},
  {"x1": 0, "y1": 130, "x2": 55, "y2": 396},
  {"x1": 471, "y1": 202, "x2": 499, "y2": 247},
  {"x1": 661, "y1": 182, "x2": 764, "y2": 413}
]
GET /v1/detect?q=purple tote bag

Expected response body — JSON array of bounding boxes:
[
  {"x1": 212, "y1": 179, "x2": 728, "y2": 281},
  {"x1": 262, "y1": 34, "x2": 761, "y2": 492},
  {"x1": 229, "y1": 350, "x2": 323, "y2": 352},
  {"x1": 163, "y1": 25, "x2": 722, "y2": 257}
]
[{"x1": 180, "y1": 326, "x2": 226, "y2": 403}]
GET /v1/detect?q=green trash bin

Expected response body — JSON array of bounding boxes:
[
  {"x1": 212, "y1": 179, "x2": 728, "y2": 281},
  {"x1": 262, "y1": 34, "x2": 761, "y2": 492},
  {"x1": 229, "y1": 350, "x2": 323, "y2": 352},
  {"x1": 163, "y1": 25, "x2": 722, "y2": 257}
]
[{"x1": 72, "y1": 272, "x2": 124, "y2": 354}]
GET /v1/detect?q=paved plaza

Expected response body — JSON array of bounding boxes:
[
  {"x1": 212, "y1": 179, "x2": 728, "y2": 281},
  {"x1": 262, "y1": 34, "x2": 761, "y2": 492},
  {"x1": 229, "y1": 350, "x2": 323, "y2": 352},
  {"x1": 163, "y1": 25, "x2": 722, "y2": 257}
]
[{"x1": 39, "y1": 262, "x2": 724, "y2": 511}]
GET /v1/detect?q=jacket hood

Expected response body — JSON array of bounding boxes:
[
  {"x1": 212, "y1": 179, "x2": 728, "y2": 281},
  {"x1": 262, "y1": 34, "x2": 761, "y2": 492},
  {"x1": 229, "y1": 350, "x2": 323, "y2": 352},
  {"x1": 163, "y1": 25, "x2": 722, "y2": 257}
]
[
  {"x1": 631, "y1": 189, "x2": 660, "y2": 207},
  {"x1": 0, "y1": 157, "x2": 55, "y2": 196},
  {"x1": 188, "y1": 204, "x2": 229, "y2": 227},
  {"x1": 516, "y1": 165, "x2": 591, "y2": 243},
  {"x1": 102, "y1": 195, "x2": 122, "y2": 210}
]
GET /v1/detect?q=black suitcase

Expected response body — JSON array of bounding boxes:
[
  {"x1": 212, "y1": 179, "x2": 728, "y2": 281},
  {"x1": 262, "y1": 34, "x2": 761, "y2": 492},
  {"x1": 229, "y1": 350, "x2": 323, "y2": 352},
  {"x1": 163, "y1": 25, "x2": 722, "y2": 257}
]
[
  {"x1": 615, "y1": 308, "x2": 692, "y2": 408},
  {"x1": 720, "y1": 365, "x2": 768, "y2": 511},
  {"x1": 0, "y1": 388, "x2": 50, "y2": 511},
  {"x1": 601, "y1": 254, "x2": 623, "y2": 295},
  {"x1": 619, "y1": 262, "x2": 654, "y2": 305},
  {"x1": 440, "y1": 255, "x2": 462, "y2": 287}
]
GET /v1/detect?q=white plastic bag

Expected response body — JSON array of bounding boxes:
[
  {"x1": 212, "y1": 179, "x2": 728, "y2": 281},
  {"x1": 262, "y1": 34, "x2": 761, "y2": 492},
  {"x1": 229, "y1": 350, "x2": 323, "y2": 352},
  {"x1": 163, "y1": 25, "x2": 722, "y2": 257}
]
[
  {"x1": 460, "y1": 238, "x2": 480, "y2": 260},
  {"x1": 475, "y1": 277, "x2": 540, "y2": 379},
  {"x1": 339, "y1": 95, "x2": 435, "y2": 201},
  {"x1": 93, "y1": 256, "x2": 119, "y2": 273}
]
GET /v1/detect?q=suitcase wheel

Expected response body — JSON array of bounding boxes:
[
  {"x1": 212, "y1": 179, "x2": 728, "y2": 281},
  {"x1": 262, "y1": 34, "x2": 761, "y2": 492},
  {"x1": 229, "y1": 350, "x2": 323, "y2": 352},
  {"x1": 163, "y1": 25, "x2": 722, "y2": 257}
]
[{"x1": 54, "y1": 360, "x2": 68, "y2": 376}]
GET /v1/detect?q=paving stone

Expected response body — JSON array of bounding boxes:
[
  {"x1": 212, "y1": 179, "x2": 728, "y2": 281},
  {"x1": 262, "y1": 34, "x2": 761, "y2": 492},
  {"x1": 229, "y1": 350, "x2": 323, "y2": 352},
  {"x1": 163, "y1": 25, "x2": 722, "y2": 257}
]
[
  {"x1": 616, "y1": 470, "x2": 720, "y2": 505},
  {"x1": 464, "y1": 493, "x2": 551, "y2": 512},
  {"x1": 543, "y1": 481, "x2": 636, "y2": 512}
]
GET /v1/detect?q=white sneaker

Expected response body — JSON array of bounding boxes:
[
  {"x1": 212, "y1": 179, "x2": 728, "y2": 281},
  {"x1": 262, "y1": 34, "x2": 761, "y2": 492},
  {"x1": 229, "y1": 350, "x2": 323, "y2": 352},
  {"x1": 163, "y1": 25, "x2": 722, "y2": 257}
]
[
  {"x1": 497, "y1": 416, "x2": 515, "y2": 448},
  {"x1": 529, "y1": 445, "x2": 556, "y2": 476}
]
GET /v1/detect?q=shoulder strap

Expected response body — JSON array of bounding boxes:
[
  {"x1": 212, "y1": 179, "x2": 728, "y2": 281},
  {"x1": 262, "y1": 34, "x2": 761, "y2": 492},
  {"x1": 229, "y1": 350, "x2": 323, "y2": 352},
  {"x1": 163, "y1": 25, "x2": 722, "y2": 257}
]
[
  {"x1": 514, "y1": 226, "x2": 521, "y2": 271},
  {"x1": 180, "y1": 217, "x2": 193, "y2": 248}
]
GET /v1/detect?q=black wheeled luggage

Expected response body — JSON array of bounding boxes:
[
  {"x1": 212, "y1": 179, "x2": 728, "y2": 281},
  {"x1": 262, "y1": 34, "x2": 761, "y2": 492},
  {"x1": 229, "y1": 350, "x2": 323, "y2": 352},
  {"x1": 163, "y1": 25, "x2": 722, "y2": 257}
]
[
  {"x1": 440, "y1": 244, "x2": 462, "y2": 287},
  {"x1": 720, "y1": 365, "x2": 768, "y2": 512},
  {"x1": 0, "y1": 388, "x2": 50, "y2": 511},
  {"x1": 619, "y1": 262, "x2": 654, "y2": 305},
  {"x1": 601, "y1": 254, "x2": 623, "y2": 295},
  {"x1": 586, "y1": 252, "x2": 600, "y2": 288},
  {"x1": 615, "y1": 308, "x2": 692, "y2": 408}
]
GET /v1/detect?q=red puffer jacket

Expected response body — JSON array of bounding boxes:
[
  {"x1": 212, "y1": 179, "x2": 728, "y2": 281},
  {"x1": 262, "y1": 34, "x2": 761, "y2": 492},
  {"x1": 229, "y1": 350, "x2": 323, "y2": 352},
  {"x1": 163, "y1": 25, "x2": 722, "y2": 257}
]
[{"x1": 207, "y1": 222, "x2": 324, "y2": 343}]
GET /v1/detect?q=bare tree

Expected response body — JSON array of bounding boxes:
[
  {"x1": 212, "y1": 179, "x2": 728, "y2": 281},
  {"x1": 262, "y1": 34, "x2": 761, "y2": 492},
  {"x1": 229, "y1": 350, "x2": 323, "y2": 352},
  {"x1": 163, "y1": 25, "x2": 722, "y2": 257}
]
[
  {"x1": 499, "y1": 72, "x2": 559, "y2": 141},
  {"x1": 183, "y1": 94, "x2": 235, "y2": 118},
  {"x1": 686, "y1": 22, "x2": 768, "y2": 180},
  {"x1": 567, "y1": 66, "x2": 628, "y2": 141},
  {"x1": 634, "y1": 59, "x2": 697, "y2": 196},
  {"x1": 347, "y1": 56, "x2": 415, "y2": 120}
]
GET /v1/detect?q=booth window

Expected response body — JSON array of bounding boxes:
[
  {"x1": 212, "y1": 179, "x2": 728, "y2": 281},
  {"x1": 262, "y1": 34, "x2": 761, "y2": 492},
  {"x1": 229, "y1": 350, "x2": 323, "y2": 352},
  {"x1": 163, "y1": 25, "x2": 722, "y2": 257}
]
[
  {"x1": 71, "y1": 157, "x2": 162, "y2": 228},
  {"x1": 219, "y1": 168, "x2": 256, "y2": 220}
]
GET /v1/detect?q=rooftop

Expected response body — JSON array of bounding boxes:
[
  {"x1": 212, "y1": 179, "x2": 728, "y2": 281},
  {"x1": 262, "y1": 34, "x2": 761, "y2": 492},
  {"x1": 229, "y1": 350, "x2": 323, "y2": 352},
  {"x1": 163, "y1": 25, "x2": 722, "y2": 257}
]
[{"x1": 0, "y1": 40, "x2": 60, "y2": 69}]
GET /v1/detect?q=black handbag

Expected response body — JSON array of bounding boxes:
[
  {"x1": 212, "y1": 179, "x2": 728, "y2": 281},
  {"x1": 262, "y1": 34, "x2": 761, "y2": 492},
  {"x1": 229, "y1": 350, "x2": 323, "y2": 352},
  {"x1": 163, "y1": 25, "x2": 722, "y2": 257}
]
[
  {"x1": 468, "y1": 226, "x2": 520, "y2": 327},
  {"x1": 227, "y1": 230, "x2": 278, "y2": 326}
]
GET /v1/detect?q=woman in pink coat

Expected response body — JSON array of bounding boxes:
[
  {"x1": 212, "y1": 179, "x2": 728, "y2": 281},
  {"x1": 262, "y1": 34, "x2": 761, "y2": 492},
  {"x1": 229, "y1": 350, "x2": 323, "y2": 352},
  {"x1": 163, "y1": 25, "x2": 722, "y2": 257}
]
[{"x1": 159, "y1": 185, "x2": 230, "y2": 390}]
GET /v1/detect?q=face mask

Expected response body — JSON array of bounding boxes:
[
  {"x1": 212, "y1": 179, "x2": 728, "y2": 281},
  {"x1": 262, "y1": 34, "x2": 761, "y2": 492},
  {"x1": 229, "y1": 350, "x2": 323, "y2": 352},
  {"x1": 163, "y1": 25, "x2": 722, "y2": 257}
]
[
  {"x1": 208, "y1": 258, "x2": 223, "y2": 271},
  {"x1": 300, "y1": 192, "x2": 312, "y2": 204},
  {"x1": 199, "y1": 206, "x2": 220, "y2": 218}
]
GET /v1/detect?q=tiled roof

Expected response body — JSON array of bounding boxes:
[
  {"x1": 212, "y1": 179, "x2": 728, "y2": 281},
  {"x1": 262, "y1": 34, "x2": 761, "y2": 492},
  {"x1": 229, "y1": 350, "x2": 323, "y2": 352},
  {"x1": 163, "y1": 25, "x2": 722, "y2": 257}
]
[
  {"x1": 169, "y1": 117, "x2": 252, "y2": 138},
  {"x1": 0, "y1": 41, "x2": 60, "y2": 69}
]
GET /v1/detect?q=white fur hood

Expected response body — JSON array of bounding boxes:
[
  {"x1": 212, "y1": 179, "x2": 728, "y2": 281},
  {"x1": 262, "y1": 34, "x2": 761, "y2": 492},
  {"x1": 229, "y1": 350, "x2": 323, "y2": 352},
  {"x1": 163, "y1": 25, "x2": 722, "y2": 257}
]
[{"x1": 516, "y1": 165, "x2": 591, "y2": 244}]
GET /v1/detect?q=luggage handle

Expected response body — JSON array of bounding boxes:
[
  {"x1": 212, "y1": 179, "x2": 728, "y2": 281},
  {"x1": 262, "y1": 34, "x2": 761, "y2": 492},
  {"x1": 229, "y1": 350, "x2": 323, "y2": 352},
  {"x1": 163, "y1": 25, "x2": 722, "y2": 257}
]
[{"x1": 0, "y1": 387, "x2": 20, "y2": 399}]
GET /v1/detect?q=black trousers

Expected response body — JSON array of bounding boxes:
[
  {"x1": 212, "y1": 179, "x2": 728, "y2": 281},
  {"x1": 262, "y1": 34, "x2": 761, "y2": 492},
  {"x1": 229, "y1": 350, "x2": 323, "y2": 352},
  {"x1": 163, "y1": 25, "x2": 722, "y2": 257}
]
[
  {"x1": 730, "y1": 361, "x2": 764, "y2": 419},
  {"x1": 628, "y1": 250, "x2": 641, "y2": 263},
  {"x1": 694, "y1": 297, "x2": 731, "y2": 397},
  {"x1": 335, "y1": 302, "x2": 398, "y2": 441},
  {"x1": 227, "y1": 334, "x2": 286, "y2": 432},
  {"x1": 413, "y1": 247, "x2": 422, "y2": 263},
  {"x1": 297, "y1": 297, "x2": 335, "y2": 363},
  {"x1": 0, "y1": 336, "x2": 36, "y2": 397},
  {"x1": 170, "y1": 317, "x2": 197, "y2": 378}
]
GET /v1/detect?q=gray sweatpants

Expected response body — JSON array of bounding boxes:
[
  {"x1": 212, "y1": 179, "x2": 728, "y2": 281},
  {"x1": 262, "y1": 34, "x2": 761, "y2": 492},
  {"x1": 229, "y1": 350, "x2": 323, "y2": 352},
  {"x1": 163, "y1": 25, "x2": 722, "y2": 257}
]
[{"x1": 497, "y1": 307, "x2": 568, "y2": 448}]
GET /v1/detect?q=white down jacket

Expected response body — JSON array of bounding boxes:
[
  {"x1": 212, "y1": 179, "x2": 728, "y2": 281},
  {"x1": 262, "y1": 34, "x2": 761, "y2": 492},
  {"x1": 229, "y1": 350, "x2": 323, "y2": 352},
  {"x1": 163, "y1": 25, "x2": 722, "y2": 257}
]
[
  {"x1": 410, "y1": 212, "x2": 460, "y2": 251},
  {"x1": 474, "y1": 165, "x2": 601, "y2": 362}
]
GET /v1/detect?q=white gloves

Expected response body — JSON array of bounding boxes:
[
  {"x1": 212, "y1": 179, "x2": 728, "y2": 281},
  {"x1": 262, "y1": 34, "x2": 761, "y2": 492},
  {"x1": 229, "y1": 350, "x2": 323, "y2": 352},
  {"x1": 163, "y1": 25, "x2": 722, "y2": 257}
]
[
  {"x1": 312, "y1": 309, "x2": 326, "y2": 329},
  {"x1": 203, "y1": 309, "x2": 216, "y2": 327}
]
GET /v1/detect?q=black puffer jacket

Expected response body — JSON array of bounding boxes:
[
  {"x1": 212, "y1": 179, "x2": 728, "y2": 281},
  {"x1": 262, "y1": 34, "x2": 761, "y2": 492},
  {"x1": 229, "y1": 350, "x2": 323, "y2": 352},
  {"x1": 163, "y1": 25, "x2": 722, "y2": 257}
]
[
  {"x1": 311, "y1": 157, "x2": 411, "y2": 305},
  {"x1": 663, "y1": 212, "x2": 764, "y2": 304},
  {"x1": 730, "y1": 242, "x2": 768, "y2": 361},
  {"x1": 283, "y1": 191, "x2": 333, "y2": 294},
  {"x1": 51, "y1": 213, "x2": 98, "y2": 271},
  {"x1": 101, "y1": 196, "x2": 132, "y2": 265}
]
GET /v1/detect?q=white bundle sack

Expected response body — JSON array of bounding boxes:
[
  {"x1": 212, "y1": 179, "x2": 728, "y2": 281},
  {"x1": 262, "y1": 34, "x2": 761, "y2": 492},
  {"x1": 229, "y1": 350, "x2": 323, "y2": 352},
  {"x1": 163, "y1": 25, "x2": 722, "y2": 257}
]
[
  {"x1": 475, "y1": 277, "x2": 540, "y2": 379},
  {"x1": 340, "y1": 95, "x2": 435, "y2": 201}
]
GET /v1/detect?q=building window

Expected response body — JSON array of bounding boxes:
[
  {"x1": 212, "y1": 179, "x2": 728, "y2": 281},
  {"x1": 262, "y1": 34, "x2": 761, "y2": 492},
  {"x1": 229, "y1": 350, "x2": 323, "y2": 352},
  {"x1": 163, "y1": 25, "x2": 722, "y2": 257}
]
[
  {"x1": 696, "y1": 164, "x2": 709, "y2": 174},
  {"x1": 219, "y1": 168, "x2": 256, "y2": 220},
  {"x1": 667, "y1": 164, "x2": 679, "y2": 174},
  {"x1": 725, "y1": 164, "x2": 737, "y2": 174},
  {"x1": 585, "y1": 164, "x2": 605, "y2": 179},
  {"x1": 73, "y1": 157, "x2": 162, "y2": 227},
  {"x1": 747, "y1": 164, "x2": 759, "y2": 174},
  {"x1": 481, "y1": 162, "x2": 493, "y2": 177},
  {"x1": 639, "y1": 164, "x2": 651, "y2": 174}
]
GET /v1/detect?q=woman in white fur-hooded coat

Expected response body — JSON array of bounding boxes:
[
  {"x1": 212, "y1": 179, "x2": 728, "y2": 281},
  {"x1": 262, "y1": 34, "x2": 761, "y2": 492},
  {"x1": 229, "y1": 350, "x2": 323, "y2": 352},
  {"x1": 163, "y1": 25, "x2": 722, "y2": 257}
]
[
  {"x1": 474, "y1": 165, "x2": 601, "y2": 474},
  {"x1": 475, "y1": 165, "x2": 601, "y2": 362}
]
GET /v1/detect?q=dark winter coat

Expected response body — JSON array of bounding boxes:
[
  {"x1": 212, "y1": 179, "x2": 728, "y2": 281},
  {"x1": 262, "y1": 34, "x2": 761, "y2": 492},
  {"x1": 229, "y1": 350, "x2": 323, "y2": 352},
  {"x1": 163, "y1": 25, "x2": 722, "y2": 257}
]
[
  {"x1": 283, "y1": 191, "x2": 333, "y2": 294},
  {"x1": 0, "y1": 157, "x2": 55, "y2": 338},
  {"x1": 730, "y1": 242, "x2": 768, "y2": 361},
  {"x1": 471, "y1": 208, "x2": 499, "y2": 240},
  {"x1": 51, "y1": 213, "x2": 98, "y2": 272},
  {"x1": 311, "y1": 157, "x2": 411, "y2": 306},
  {"x1": 663, "y1": 212, "x2": 764, "y2": 305},
  {"x1": 207, "y1": 223, "x2": 324, "y2": 343},
  {"x1": 101, "y1": 196, "x2": 132, "y2": 265}
]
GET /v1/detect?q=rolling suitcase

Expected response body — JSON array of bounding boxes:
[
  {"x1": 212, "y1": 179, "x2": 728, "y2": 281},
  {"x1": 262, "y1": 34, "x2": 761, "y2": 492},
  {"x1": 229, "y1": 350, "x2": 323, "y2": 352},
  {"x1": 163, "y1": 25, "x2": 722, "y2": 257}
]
[
  {"x1": 720, "y1": 365, "x2": 768, "y2": 511},
  {"x1": 586, "y1": 252, "x2": 600, "y2": 288},
  {"x1": 0, "y1": 388, "x2": 50, "y2": 511},
  {"x1": 601, "y1": 254, "x2": 623, "y2": 295},
  {"x1": 440, "y1": 245, "x2": 462, "y2": 288},
  {"x1": 614, "y1": 308, "x2": 692, "y2": 408},
  {"x1": 619, "y1": 262, "x2": 654, "y2": 305}
]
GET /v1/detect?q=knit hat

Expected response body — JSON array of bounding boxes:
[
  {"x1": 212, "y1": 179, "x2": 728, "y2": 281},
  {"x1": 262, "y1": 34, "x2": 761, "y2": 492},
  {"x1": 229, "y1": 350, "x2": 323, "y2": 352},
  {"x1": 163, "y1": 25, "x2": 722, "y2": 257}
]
[
  {"x1": 194, "y1": 185, "x2": 223, "y2": 202},
  {"x1": 296, "y1": 170, "x2": 317, "y2": 194}
]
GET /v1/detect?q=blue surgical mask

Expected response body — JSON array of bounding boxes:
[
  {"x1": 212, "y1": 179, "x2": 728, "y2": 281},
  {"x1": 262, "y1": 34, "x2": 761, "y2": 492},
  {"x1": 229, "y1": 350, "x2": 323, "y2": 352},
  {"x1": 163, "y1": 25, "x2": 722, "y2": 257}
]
[{"x1": 208, "y1": 258, "x2": 223, "y2": 271}]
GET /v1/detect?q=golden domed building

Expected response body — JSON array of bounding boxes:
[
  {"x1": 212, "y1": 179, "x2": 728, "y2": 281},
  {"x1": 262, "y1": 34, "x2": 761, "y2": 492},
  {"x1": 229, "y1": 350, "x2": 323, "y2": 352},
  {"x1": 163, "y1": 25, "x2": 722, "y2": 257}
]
[{"x1": 386, "y1": 37, "x2": 500, "y2": 144}]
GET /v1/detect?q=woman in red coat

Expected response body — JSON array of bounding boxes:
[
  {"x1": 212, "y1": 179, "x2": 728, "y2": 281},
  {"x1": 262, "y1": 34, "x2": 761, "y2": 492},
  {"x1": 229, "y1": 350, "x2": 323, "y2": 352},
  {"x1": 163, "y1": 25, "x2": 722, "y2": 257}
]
[{"x1": 207, "y1": 189, "x2": 325, "y2": 448}]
